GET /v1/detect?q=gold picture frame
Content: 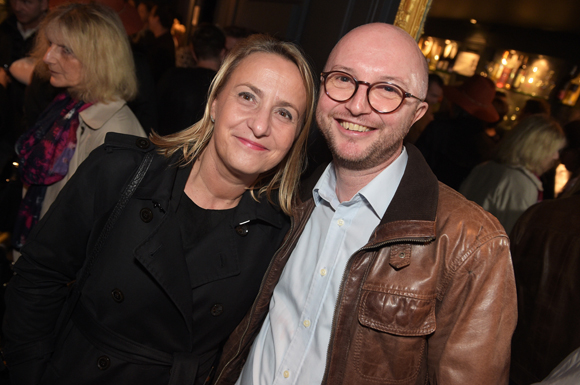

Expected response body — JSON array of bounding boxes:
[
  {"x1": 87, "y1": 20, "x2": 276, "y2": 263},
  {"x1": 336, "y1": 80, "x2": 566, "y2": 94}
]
[{"x1": 394, "y1": 0, "x2": 433, "y2": 41}]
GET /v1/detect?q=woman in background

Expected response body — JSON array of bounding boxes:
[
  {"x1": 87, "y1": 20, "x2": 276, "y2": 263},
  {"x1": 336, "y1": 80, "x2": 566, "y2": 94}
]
[
  {"x1": 12, "y1": 3, "x2": 145, "y2": 250},
  {"x1": 460, "y1": 114, "x2": 566, "y2": 234}
]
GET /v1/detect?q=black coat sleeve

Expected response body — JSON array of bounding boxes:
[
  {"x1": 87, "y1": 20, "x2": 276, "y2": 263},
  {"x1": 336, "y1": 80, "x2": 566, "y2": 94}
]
[{"x1": 2, "y1": 136, "x2": 148, "y2": 383}]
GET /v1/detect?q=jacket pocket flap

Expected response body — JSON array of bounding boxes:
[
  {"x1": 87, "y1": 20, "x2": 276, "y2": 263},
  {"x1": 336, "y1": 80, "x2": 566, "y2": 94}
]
[{"x1": 359, "y1": 290, "x2": 436, "y2": 336}]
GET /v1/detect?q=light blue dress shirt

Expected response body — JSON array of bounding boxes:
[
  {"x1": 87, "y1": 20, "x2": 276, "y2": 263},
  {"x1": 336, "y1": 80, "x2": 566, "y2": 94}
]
[{"x1": 236, "y1": 148, "x2": 408, "y2": 385}]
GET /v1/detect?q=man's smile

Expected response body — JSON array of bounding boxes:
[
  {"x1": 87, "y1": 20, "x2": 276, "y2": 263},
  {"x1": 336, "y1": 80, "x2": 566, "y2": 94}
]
[{"x1": 339, "y1": 120, "x2": 371, "y2": 132}]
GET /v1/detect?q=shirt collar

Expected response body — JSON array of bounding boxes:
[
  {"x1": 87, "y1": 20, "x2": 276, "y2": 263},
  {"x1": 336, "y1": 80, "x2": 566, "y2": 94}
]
[
  {"x1": 312, "y1": 147, "x2": 408, "y2": 219},
  {"x1": 17, "y1": 22, "x2": 38, "y2": 40},
  {"x1": 79, "y1": 100, "x2": 126, "y2": 130}
]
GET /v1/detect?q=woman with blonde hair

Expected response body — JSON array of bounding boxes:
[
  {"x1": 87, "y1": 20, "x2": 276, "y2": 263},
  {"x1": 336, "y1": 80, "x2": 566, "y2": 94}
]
[
  {"x1": 12, "y1": 2, "x2": 145, "y2": 250},
  {"x1": 460, "y1": 114, "x2": 566, "y2": 233},
  {"x1": 3, "y1": 31, "x2": 316, "y2": 385}
]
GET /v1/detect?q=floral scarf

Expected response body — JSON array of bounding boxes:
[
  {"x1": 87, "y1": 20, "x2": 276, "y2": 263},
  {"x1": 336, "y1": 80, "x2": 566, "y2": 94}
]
[{"x1": 12, "y1": 93, "x2": 92, "y2": 249}]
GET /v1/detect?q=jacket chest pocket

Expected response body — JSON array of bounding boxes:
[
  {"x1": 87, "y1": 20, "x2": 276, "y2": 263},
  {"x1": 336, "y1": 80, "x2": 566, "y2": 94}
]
[{"x1": 353, "y1": 289, "x2": 436, "y2": 384}]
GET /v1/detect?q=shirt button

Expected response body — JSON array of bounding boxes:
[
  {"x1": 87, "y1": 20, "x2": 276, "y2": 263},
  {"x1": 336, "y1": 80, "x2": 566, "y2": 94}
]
[
  {"x1": 303, "y1": 319, "x2": 311, "y2": 328},
  {"x1": 283, "y1": 370, "x2": 290, "y2": 378},
  {"x1": 337, "y1": 219, "x2": 345, "y2": 226},
  {"x1": 320, "y1": 268, "x2": 327, "y2": 276}
]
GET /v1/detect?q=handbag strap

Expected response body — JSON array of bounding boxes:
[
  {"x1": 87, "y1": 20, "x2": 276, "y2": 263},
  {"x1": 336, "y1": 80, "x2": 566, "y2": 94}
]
[{"x1": 71, "y1": 150, "x2": 154, "y2": 298}]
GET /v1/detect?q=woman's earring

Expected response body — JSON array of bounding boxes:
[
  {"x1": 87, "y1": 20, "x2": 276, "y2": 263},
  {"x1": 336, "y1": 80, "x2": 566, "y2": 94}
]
[{"x1": 211, "y1": 116, "x2": 215, "y2": 123}]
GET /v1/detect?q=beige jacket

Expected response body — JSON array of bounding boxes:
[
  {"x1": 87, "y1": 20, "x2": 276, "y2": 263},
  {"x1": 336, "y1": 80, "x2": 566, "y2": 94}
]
[
  {"x1": 459, "y1": 161, "x2": 542, "y2": 234},
  {"x1": 41, "y1": 100, "x2": 145, "y2": 217}
]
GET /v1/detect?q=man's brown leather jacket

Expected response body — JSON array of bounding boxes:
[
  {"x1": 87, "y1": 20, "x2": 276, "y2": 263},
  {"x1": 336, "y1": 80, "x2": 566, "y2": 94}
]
[{"x1": 213, "y1": 144, "x2": 517, "y2": 385}]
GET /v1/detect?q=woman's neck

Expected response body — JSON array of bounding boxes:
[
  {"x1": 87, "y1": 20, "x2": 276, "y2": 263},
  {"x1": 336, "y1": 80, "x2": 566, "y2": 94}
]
[{"x1": 184, "y1": 151, "x2": 250, "y2": 210}]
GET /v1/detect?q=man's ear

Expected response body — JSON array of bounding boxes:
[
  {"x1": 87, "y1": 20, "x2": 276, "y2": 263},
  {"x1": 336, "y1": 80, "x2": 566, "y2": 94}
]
[{"x1": 410, "y1": 101, "x2": 429, "y2": 126}]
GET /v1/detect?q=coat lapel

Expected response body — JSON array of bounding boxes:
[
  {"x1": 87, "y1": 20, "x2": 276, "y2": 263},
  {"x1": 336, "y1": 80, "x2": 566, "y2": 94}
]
[{"x1": 133, "y1": 158, "x2": 194, "y2": 334}]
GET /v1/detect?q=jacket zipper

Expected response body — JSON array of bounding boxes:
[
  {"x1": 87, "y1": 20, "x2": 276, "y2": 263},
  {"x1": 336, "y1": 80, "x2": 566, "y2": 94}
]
[
  {"x1": 321, "y1": 236, "x2": 434, "y2": 384},
  {"x1": 214, "y1": 214, "x2": 299, "y2": 384}
]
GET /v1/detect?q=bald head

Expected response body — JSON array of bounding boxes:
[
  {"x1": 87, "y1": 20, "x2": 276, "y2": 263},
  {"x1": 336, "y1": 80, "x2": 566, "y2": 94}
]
[{"x1": 325, "y1": 23, "x2": 428, "y2": 99}]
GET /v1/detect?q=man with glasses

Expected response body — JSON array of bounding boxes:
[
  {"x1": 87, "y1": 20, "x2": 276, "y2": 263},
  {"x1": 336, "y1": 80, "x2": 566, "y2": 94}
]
[{"x1": 213, "y1": 23, "x2": 517, "y2": 385}]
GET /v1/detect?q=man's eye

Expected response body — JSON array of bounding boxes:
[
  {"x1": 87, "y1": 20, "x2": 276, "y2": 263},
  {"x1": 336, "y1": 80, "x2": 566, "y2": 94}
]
[{"x1": 338, "y1": 75, "x2": 352, "y2": 83}]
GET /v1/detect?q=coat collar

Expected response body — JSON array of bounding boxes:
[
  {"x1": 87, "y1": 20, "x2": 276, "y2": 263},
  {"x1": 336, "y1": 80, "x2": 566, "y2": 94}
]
[
  {"x1": 79, "y1": 100, "x2": 126, "y2": 130},
  {"x1": 361, "y1": 143, "x2": 439, "y2": 245}
]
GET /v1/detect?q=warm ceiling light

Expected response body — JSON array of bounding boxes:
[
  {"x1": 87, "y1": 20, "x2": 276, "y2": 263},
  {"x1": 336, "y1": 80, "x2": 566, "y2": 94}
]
[{"x1": 470, "y1": 19, "x2": 477, "y2": 24}]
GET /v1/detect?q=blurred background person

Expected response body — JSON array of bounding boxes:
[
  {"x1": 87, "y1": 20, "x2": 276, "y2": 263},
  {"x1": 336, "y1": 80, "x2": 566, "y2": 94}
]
[
  {"x1": 405, "y1": 73, "x2": 444, "y2": 144},
  {"x1": 510, "y1": 180, "x2": 580, "y2": 385},
  {"x1": 3, "y1": 33, "x2": 315, "y2": 385},
  {"x1": 485, "y1": 91, "x2": 510, "y2": 144},
  {"x1": 459, "y1": 115, "x2": 565, "y2": 233},
  {"x1": 517, "y1": 97, "x2": 551, "y2": 122},
  {"x1": 141, "y1": 3, "x2": 175, "y2": 83},
  {"x1": 15, "y1": 0, "x2": 158, "y2": 134},
  {"x1": 11, "y1": 3, "x2": 146, "y2": 250},
  {"x1": 132, "y1": 0, "x2": 154, "y2": 44},
  {"x1": 0, "y1": 0, "x2": 48, "y2": 158},
  {"x1": 223, "y1": 25, "x2": 253, "y2": 55},
  {"x1": 156, "y1": 22, "x2": 225, "y2": 135},
  {"x1": 558, "y1": 120, "x2": 580, "y2": 197},
  {"x1": 415, "y1": 74, "x2": 499, "y2": 190}
]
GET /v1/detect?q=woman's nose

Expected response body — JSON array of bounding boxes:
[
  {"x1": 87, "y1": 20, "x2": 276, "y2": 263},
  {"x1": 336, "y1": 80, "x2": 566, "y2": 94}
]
[
  {"x1": 43, "y1": 45, "x2": 56, "y2": 64},
  {"x1": 249, "y1": 108, "x2": 271, "y2": 137}
]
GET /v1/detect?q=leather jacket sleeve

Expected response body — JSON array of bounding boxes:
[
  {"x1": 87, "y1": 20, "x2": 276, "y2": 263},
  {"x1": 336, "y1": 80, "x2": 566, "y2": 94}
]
[{"x1": 427, "y1": 230, "x2": 516, "y2": 384}]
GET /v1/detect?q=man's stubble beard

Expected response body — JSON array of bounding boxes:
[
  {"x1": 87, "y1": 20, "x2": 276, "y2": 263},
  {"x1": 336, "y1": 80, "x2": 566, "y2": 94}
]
[{"x1": 316, "y1": 111, "x2": 408, "y2": 171}]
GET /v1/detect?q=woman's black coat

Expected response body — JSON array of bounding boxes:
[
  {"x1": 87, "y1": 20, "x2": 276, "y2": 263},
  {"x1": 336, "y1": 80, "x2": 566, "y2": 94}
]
[{"x1": 2, "y1": 133, "x2": 291, "y2": 385}]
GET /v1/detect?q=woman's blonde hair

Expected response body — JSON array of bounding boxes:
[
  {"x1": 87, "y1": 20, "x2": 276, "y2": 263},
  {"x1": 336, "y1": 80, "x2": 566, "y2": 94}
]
[
  {"x1": 31, "y1": 3, "x2": 137, "y2": 103},
  {"x1": 151, "y1": 34, "x2": 316, "y2": 215},
  {"x1": 495, "y1": 114, "x2": 565, "y2": 175}
]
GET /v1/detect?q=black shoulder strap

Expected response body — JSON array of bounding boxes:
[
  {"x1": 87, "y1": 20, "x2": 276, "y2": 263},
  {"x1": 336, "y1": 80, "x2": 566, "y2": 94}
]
[{"x1": 65, "y1": 150, "x2": 155, "y2": 317}]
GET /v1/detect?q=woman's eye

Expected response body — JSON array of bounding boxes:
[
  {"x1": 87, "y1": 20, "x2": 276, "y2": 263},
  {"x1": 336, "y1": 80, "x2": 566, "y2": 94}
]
[
  {"x1": 278, "y1": 109, "x2": 293, "y2": 120},
  {"x1": 239, "y1": 92, "x2": 254, "y2": 102},
  {"x1": 61, "y1": 46, "x2": 73, "y2": 55}
]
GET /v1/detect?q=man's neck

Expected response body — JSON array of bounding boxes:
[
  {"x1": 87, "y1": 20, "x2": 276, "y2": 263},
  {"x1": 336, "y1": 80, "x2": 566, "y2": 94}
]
[
  {"x1": 17, "y1": 17, "x2": 41, "y2": 34},
  {"x1": 333, "y1": 146, "x2": 404, "y2": 202}
]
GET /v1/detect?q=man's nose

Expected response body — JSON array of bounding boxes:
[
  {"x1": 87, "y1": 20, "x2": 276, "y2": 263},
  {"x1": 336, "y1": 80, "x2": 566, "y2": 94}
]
[{"x1": 344, "y1": 85, "x2": 372, "y2": 115}]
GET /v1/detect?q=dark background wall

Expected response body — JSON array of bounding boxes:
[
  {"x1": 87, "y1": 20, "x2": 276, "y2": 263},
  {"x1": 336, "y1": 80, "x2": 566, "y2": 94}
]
[{"x1": 210, "y1": 0, "x2": 402, "y2": 73}]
